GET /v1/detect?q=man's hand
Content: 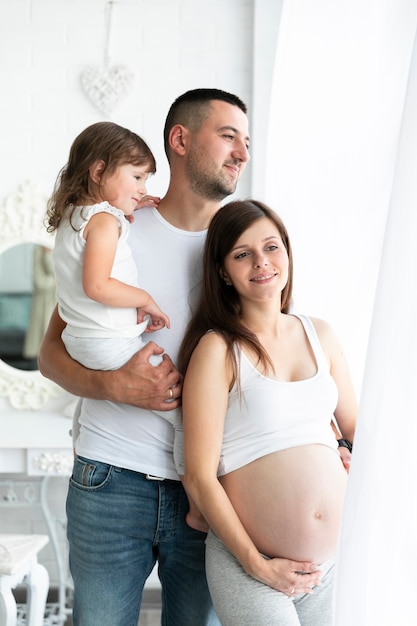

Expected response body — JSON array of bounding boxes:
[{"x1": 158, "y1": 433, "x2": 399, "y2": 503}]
[
  {"x1": 106, "y1": 341, "x2": 182, "y2": 409},
  {"x1": 38, "y1": 307, "x2": 181, "y2": 409}
]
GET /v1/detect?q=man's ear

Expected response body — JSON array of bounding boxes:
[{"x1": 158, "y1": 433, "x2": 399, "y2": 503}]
[
  {"x1": 89, "y1": 159, "x2": 106, "y2": 183},
  {"x1": 169, "y1": 124, "x2": 188, "y2": 156}
]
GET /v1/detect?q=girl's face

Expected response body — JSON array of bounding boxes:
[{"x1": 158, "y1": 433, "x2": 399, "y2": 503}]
[
  {"x1": 99, "y1": 163, "x2": 150, "y2": 215},
  {"x1": 222, "y1": 217, "x2": 289, "y2": 304}
]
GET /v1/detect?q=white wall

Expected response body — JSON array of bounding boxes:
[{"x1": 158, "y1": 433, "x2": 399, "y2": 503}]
[
  {"x1": 0, "y1": 0, "x2": 260, "y2": 585},
  {"x1": 0, "y1": 0, "x2": 254, "y2": 202}
]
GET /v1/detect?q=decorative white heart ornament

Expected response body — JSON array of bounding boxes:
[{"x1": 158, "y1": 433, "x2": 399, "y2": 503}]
[{"x1": 81, "y1": 64, "x2": 134, "y2": 115}]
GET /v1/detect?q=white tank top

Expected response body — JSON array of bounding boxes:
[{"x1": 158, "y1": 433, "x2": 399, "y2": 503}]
[
  {"x1": 53, "y1": 202, "x2": 139, "y2": 336},
  {"x1": 218, "y1": 314, "x2": 339, "y2": 476}
]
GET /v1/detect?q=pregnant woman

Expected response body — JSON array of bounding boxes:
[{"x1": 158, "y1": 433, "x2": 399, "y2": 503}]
[{"x1": 179, "y1": 199, "x2": 357, "y2": 625}]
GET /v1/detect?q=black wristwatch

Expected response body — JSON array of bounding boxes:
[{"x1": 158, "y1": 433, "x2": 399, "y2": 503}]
[{"x1": 337, "y1": 438, "x2": 353, "y2": 453}]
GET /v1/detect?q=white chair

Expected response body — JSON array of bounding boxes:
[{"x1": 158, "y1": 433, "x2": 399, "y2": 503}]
[{"x1": 0, "y1": 534, "x2": 49, "y2": 626}]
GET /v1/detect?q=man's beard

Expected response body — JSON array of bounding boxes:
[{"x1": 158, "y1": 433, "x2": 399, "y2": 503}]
[{"x1": 186, "y1": 146, "x2": 238, "y2": 201}]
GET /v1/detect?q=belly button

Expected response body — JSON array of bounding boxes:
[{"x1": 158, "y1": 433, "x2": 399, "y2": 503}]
[{"x1": 314, "y1": 511, "x2": 323, "y2": 520}]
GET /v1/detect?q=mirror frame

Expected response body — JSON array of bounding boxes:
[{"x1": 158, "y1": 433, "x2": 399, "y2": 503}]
[{"x1": 0, "y1": 180, "x2": 63, "y2": 409}]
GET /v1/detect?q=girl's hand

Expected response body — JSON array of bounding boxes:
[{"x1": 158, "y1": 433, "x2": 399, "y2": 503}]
[
  {"x1": 136, "y1": 195, "x2": 161, "y2": 210},
  {"x1": 126, "y1": 196, "x2": 161, "y2": 223},
  {"x1": 137, "y1": 303, "x2": 170, "y2": 332}
]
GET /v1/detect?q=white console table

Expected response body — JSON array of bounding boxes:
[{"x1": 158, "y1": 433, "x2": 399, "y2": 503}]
[{"x1": 0, "y1": 410, "x2": 73, "y2": 626}]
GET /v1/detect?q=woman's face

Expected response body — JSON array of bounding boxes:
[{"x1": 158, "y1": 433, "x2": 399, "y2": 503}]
[{"x1": 222, "y1": 217, "x2": 289, "y2": 304}]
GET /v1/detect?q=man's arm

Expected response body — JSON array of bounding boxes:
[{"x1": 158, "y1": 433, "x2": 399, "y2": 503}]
[{"x1": 38, "y1": 306, "x2": 182, "y2": 409}]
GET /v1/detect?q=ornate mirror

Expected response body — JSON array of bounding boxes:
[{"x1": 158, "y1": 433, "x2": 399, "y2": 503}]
[{"x1": 0, "y1": 181, "x2": 64, "y2": 409}]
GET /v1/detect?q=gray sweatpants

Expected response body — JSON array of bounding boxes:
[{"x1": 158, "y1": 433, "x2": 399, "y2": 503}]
[{"x1": 205, "y1": 530, "x2": 335, "y2": 626}]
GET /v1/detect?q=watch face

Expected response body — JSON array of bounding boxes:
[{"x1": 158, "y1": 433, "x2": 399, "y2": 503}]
[{"x1": 338, "y1": 439, "x2": 352, "y2": 452}]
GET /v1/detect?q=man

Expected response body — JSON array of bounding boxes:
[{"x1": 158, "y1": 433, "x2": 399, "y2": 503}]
[{"x1": 39, "y1": 88, "x2": 250, "y2": 626}]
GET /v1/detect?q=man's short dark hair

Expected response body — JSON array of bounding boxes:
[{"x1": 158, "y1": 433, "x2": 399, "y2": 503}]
[{"x1": 163, "y1": 88, "x2": 247, "y2": 160}]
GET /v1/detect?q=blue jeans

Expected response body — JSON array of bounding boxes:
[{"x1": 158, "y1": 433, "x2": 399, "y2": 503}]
[{"x1": 66, "y1": 455, "x2": 219, "y2": 626}]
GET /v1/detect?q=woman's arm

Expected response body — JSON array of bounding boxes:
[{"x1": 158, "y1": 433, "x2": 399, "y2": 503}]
[
  {"x1": 38, "y1": 306, "x2": 181, "y2": 408},
  {"x1": 312, "y1": 318, "x2": 357, "y2": 443},
  {"x1": 182, "y1": 333, "x2": 321, "y2": 595}
]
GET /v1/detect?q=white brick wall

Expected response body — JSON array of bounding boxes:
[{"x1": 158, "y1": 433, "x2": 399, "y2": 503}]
[
  {"x1": 0, "y1": 0, "x2": 282, "y2": 586},
  {"x1": 0, "y1": 0, "x2": 259, "y2": 585},
  {"x1": 0, "y1": 0, "x2": 254, "y2": 201}
]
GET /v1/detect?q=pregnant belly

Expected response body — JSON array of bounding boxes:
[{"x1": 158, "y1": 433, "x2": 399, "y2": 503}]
[{"x1": 220, "y1": 444, "x2": 348, "y2": 563}]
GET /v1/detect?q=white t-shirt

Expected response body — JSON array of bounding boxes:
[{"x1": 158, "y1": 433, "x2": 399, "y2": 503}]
[{"x1": 75, "y1": 207, "x2": 207, "y2": 479}]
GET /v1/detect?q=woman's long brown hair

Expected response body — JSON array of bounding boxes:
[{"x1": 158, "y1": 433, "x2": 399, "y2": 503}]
[{"x1": 178, "y1": 199, "x2": 294, "y2": 387}]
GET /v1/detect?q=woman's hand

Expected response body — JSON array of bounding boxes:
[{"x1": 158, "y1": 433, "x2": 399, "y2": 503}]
[
  {"x1": 253, "y1": 556, "x2": 322, "y2": 595},
  {"x1": 338, "y1": 446, "x2": 352, "y2": 472}
]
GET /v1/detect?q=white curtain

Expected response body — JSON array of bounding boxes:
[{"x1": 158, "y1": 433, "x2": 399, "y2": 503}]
[
  {"x1": 334, "y1": 18, "x2": 417, "y2": 626},
  {"x1": 265, "y1": 0, "x2": 417, "y2": 392},
  {"x1": 264, "y1": 1, "x2": 417, "y2": 624}
]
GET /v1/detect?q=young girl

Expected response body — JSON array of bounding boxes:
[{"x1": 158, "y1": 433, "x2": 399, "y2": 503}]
[
  {"x1": 179, "y1": 199, "x2": 357, "y2": 624},
  {"x1": 46, "y1": 121, "x2": 205, "y2": 531},
  {"x1": 47, "y1": 121, "x2": 169, "y2": 370}
]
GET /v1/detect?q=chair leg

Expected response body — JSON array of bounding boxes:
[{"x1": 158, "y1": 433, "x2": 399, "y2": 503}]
[
  {"x1": 0, "y1": 575, "x2": 18, "y2": 626},
  {"x1": 24, "y1": 560, "x2": 49, "y2": 626}
]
